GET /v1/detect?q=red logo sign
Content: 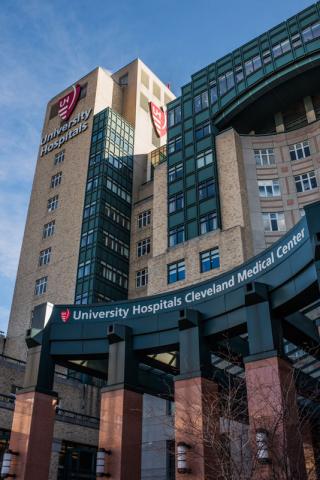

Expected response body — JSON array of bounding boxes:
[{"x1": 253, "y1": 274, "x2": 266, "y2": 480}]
[
  {"x1": 149, "y1": 102, "x2": 167, "y2": 137},
  {"x1": 58, "y1": 84, "x2": 81, "y2": 121},
  {"x1": 60, "y1": 308, "x2": 71, "y2": 323}
]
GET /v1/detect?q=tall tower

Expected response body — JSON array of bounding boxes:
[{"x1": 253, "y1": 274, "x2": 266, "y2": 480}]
[{"x1": 6, "y1": 61, "x2": 175, "y2": 360}]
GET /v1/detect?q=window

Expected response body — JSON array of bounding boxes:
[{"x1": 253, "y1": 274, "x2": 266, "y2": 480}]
[
  {"x1": 198, "y1": 179, "x2": 215, "y2": 200},
  {"x1": 169, "y1": 192, "x2": 184, "y2": 213},
  {"x1": 168, "y1": 105, "x2": 181, "y2": 127},
  {"x1": 194, "y1": 91, "x2": 209, "y2": 113},
  {"x1": 86, "y1": 176, "x2": 99, "y2": 191},
  {"x1": 262, "y1": 50, "x2": 272, "y2": 64},
  {"x1": 101, "y1": 262, "x2": 128, "y2": 288},
  {"x1": 77, "y1": 261, "x2": 92, "y2": 278},
  {"x1": 272, "y1": 39, "x2": 291, "y2": 58},
  {"x1": 138, "y1": 210, "x2": 151, "y2": 228},
  {"x1": 168, "y1": 136, "x2": 182, "y2": 154},
  {"x1": 235, "y1": 65, "x2": 244, "y2": 82},
  {"x1": 106, "y1": 178, "x2": 131, "y2": 203},
  {"x1": 200, "y1": 212, "x2": 218, "y2": 234},
  {"x1": 35, "y1": 277, "x2": 47, "y2": 296},
  {"x1": 104, "y1": 231, "x2": 129, "y2": 258},
  {"x1": 244, "y1": 55, "x2": 262, "y2": 76},
  {"x1": 262, "y1": 212, "x2": 286, "y2": 232},
  {"x1": 289, "y1": 141, "x2": 310, "y2": 161},
  {"x1": 39, "y1": 248, "x2": 51, "y2": 266},
  {"x1": 136, "y1": 268, "x2": 148, "y2": 288},
  {"x1": 84, "y1": 202, "x2": 96, "y2": 218},
  {"x1": 291, "y1": 33, "x2": 302, "y2": 49},
  {"x1": 168, "y1": 163, "x2": 183, "y2": 183},
  {"x1": 200, "y1": 248, "x2": 220, "y2": 272},
  {"x1": 210, "y1": 82, "x2": 218, "y2": 103},
  {"x1": 80, "y1": 230, "x2": 94, "y2": 247},
  {"x1": 50, "y1": 172, "x2": 62, "y2": 188},
  {"x1": 218, "y1": 71, "x2": 234, "y2": 95},
  {"x1": 168, "y1": 260, "x2": 185, "y2": 284},
  {"x1": 254, "y1": 148, "x2": 275, "y2": 166},
  {"x1": 258, "y1": 180, "x2": 281, "y2": 197},
  {"x1": 119, "y1": 73, "x2": 128, "y2": 86},
  {"x1": 47, "y1": 195, "x2": 59, "y2": 212},
  {"x1": 169, "y1": 225, "x2": 185, "y2": 247},
  {"x1": 196, "y1": 149, "x2": 213, "y2": 169},
  {"x1": 43, "y1": 221, "x2": 55, "y2": 239},
  {"x1": 105, "y1": 203, "x2": 130, "y2": 230},
  {"x1": 137, "y1": 238, "x2": 151, "y2": 257},
  {"x1": 302, "y1": 22, "x2": 320, "y2": 44},
  {"x1": 195, "y1": 121, "x2": 211, "y2": 140},
  {"x1": 294, "y1": 171, "x2": 317, "y2": 193},
  {"x1": 54, "y1": 151, "x2": 65, "y2": 165}
]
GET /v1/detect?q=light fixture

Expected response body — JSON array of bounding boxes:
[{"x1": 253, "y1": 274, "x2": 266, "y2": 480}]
[
  {"x1": 96, "y1": 448, "x2": 111, "y2": 478},
  {"x1": 256, "y1": 428, "x2": 271, "y2": 464},
  {"x1": 0, "y1": 449, "x2": 19, "y2": 478},
  {"x1": 177, "y1": 441, "x2": 191, "y2": 474}
]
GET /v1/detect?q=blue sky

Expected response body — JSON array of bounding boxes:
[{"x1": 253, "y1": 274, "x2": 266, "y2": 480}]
[{"x1": 0, "y1": 0, "x2": 315, "y2": 333}]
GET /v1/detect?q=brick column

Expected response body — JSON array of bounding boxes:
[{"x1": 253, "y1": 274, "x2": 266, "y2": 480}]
[
  {"x1": 8, "y1": 389, "x2": 57, "y2": 480},
  {"x1": 175, "y1": 376, "x2": 220, "y2": 480},
  {"x1": 245, "y1": 355, "x2": 307, "y2": 480},
  {"x1": 98, "y1": 387, "x2": 143, "y2": 479}
]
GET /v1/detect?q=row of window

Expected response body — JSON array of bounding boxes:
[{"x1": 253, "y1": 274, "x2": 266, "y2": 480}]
[
  {"x1": 169, "y1": 212, "x2": 217, "y2": 247},
  {"x1": 168, "y1": 149, "x2": 213, "y2": 184},
  {"x1": 168, "y1": 121, "x2": 212, "y2": 155},
  {"x1": 254, "y1": 140, "x2": 311, "y2": 166},
  {"x1": 135, "y1": 247, "x2": 220, "y2": 288},
  {"x1": 258, "y1": 171, "x2": 318, "y2": 197},
  {"x1": 191, "y1": 22, "x2": 320, "y2": 108}
]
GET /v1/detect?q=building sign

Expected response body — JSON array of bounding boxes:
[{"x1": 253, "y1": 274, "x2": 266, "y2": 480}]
[
  {"x1": 149, "y1": 102, "x2": 167, "y2": 137},
  {"x1": 54, "y1": 224, "x2": 307, "y2": 323},
  {"x1": 58, "y1": 84, "x2": 81, "y2": 121},
  {"x1": 40, "y1": 109, "x2": 92, "y2": 157}
]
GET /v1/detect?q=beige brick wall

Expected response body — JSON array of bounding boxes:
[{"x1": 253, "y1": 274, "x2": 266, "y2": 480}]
[{"x1": 241, "y1": 118, "x2": 320, "y2": 252}]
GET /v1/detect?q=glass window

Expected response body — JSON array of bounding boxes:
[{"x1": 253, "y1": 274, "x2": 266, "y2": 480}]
[
  {"x1": 258, "y1": 180, "x2": 281, "y2": 197},
  {"x1": 168, "y1": 260, "x2": 185, "y2": 284},
  {"x1": 136, "y1": 268, "x2": 148, "y2": 288},
  {"x1": 86, "y1": 176, "x2": 99, "y2": 191},
  {"x1": 210, "y1": 82, "x2": 218, "y2": 103},
  {"x1": 272, "y1": 39, "x2": 291, "y2": 58},
  {"x1": 294, "y1": 171, "x2": 317, "y2": 193},
  {"x1": 103, "y1": 231, "x2": 129, "y2": 258},
  {"x1": 39, "y1": 247, "x2": 51, "y2": 266},
  {"x1": 168, "y1": 105, "x2": 181, "y2": 127},
  {"x1": 198, "y1": 179, "x2": 215, "y2": 200},
  {"x1": 262, "y1": 50, "x2": 272, "y2": 64},
  {"x1": 35, "y1": 277, "x2": 47, "y2": 295},
  {"x1": 302, "y1": 22, "x2": 320, "y2": 43},
  {"x1": 196, "y1": 149, "x2": 213, "y2": 169},
  {"x1": 289, "y1": 141, "x2": 310, "y2": 161},
  {"x1": 100, "y1": 262, "x2": 128, "y2": 288},
  {"x1": 200, "y1": 248, "x2": 220, "y2": 272},
  {"x1": 168, "y1": 136, "x2": 182, "y2": 154},
  {"x1": 168, "y1": 163, "x2": 183, "y2": 183},
  {"x1": 195, "y1": 121, "x2": 211, "y2": 141},
  {"x1": 218, "y1": 71, "x2": 234, "y2": 95},
  {"x1": 47, "y1": 195, "x2": 59, "y2": 212},
  {"x1": 77, "y1": 261, "x2": 91, "y2": 279},
  {"x1": 43, "y1": 221, "x2": 55, "y2": 239},
  {"x1": 138, "y1": 210, "x2": 151, "y2": 228},
  {"x1": 54, "y1": 151, "x2": 65, "y2": 165},
  {"x1": 194, "y1": 91, "x2": 209, "y2": 113},
  {"x1": 291, "y1": 33, "x2": 302, "y2": 48},
  {"x1": 262, "y1": 212, "x2": 286, "y2": 232},
  {"x1": 199, "y1": 212, "x2": 218, "y2": 234},
  {"x1": 169, "y1": 192, "x2": 184, "y2": 213},
  {"x1": 254, "y1": 148, "x2": 275, "y2": 166},
  {"x1": 137, "y1": 238, "x2": 151, "y2": 257},
  {"x1": 50, "y1": 172, "x2": 62, "y2": 188},
  {"x1": 80, "y1": 230, "x2": 94, "y2": 247},
  {"x1": 235, "y1": 65, "x2": 244, "y2": 82},
  {"x1": 169, "y1": 225, "x2": 185, "y2": 247},
  {"x1": 245, "y1": 55, "x2": 262, "y2": 76}
]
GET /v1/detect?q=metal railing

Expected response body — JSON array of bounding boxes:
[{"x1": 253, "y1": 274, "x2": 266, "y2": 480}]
[{"x1": 55, "y1": 407, "x2": 99, "y2": 429}]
